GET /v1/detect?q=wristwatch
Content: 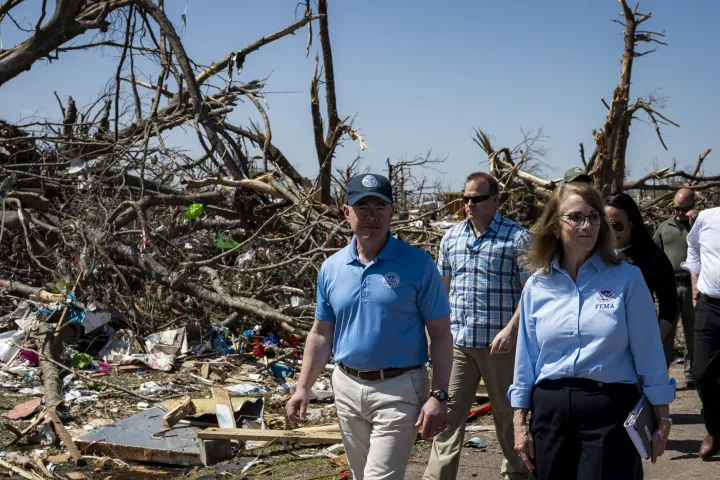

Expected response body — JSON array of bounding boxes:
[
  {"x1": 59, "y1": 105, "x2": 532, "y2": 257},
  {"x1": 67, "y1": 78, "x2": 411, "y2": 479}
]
[
  {"x1": 659, "y1": 417, "x2": 672, "y2": 424},
  {"x1": 430, "y1": 389, "x2": 451, "y2": 402}
]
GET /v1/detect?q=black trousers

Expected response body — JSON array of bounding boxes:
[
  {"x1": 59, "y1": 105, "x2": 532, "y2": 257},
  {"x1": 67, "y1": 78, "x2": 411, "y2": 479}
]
[
  {"x1": 693, "y1": 295, "x2": 720, "y2": 436},
  {"x1": 530, "y1": 378, "x2": 642, "y2": 480}
]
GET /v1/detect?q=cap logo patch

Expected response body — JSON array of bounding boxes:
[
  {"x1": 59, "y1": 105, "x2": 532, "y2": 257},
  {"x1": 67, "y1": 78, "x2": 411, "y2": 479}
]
[
  {"x1": 362, "y1": 175, "x2": 378, "y2": 188},
  {"x1": 382, "y1": 272, "x2": 400, "y2": 289}
]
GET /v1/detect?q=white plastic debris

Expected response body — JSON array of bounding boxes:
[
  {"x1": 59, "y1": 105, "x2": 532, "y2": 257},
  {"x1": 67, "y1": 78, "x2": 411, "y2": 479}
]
[
  {"x1": 144, "y1": 327, "x2": 189, "y2": 355},
  {"x1": 68, "y1": 159, "x2": 88, "y2": 174},
  {"x1": 83, "y1": 312, "x2": 111, "y2": 334},
  {"x1": 0, "y1": 330, "x2": 25, "y2": 363},
  {"x1": 290, "y1": 296, "x2": 310, "y2": 307},
  {"x1": 225, "y1": 384, "x2": 267, "y2": 395}
]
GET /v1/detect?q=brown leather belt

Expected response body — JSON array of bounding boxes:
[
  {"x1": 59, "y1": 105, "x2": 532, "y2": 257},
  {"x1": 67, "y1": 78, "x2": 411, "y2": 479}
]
[
  {"x1": 338, "y1": 363, "x2": 421, "y2": 381},
  {"x1": 701, "y1": 294, "x2": 720, "y2": 307}
]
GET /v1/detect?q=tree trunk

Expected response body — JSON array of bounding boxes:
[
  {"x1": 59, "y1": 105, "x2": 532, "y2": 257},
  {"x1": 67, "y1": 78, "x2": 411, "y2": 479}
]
[{"x1": 590, "y1": 0, "x2": 639, "y2": 197}]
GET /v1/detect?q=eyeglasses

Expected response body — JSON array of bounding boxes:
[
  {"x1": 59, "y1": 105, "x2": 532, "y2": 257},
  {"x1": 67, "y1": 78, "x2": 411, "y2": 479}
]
[
  {"x1": 673, "y1": 205, "x2": 693, "y2": 213},
  {"x1": 562, "y1": 212, "x2": 602, "y2": 227},
  {"x1": 610, "y1": 221, "x2": 626, "y2": 232},
  {"x1": 463, "y1": 194, "x2": 493, "y2": 205}
]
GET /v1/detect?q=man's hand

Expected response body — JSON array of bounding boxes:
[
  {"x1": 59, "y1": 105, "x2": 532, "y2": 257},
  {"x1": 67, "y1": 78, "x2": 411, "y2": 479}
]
[
  {"x1": 286, "y1": 390, "x2": 310, "y2": 424},
  {"x1": 651, "y1": 419, "x2": 671, "y2": 463},
  {"x1": 687, "y1": 209, "x2": 698, "y2": 226},
  {"x1": 415, "y1": 397, "x2": 448, "y2": 439},
  {"x1": 692, "y1": 287, "x2": 701, "y2": 308},
  {"x1": 514, "y1": 424, "x2": 535, "y2": 472},
  {"x1": 490, "y1": 323, "x2": 517, "y2": 355}
]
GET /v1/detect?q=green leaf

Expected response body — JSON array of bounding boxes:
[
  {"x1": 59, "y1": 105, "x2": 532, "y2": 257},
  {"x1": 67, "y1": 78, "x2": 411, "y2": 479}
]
[
  {"x1": 216, "y1": 232, "x2": 239, "y2": 249},
  {"x1": 184, "y1": 203, "x2": 205, "y2": 220},
  {"x1": 87, "y1": 381, "x2": 110, "y2": 391},
  {"x1": 72, "y1": 353, "x2": 94, "y2": 370}
]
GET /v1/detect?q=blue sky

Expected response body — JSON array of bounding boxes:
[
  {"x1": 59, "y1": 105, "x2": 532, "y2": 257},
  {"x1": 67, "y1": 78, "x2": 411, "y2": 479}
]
[{"x1": 1, "y1": 0, "x2": 718, "y2": 190}]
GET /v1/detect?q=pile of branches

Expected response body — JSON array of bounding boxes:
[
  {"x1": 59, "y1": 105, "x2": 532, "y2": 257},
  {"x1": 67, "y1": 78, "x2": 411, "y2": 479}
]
[
  {"x1": 0, "y1": 1, "x2": 349, "y2": 337},
  {"x1": 0, "y1": 1, "x2": 455, "y2": 340}
]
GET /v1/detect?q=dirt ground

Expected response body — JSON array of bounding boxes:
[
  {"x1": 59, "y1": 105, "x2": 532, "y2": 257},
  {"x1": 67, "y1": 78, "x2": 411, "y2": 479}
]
[{"x1": 404, "y1": 364, "x2": 717, "y2": 480}]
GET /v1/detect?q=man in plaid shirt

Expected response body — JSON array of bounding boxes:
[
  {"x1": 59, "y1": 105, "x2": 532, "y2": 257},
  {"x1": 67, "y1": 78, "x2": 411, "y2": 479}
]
[{"x1": 424, "y1": 172, "x2": 530, "y2": 480}]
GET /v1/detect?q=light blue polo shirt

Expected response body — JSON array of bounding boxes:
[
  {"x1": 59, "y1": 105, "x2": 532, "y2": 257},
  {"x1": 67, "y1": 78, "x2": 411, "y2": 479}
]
[{"x1": 315, "y1": 233, "x2": 451, "y2": 370}]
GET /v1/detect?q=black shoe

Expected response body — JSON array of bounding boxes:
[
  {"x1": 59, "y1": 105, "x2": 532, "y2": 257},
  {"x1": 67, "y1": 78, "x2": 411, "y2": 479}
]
[{"x1": 685, "y1": 380, "x2": 696, "y2": 389}]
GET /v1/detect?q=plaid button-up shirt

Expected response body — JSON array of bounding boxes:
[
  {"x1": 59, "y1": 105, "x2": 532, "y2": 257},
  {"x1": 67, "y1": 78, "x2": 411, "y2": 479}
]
[{"x1": 438, "y1": 212, "x2": 531, "y2": 348}]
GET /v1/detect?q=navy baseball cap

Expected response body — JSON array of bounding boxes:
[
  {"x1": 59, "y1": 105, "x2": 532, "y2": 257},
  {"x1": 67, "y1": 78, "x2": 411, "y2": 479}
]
[{"x1": 346, "y1": 174, "x2": 393, "y2": 206}]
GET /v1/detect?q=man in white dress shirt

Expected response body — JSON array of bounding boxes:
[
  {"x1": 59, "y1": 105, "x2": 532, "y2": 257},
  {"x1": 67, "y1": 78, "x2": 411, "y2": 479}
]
[{"x1": 681, "y1": 206, "x2": 720, "y2": 459}]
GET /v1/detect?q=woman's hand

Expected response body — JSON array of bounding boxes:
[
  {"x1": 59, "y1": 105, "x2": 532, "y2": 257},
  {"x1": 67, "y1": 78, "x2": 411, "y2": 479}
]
[
  {"x1": 514, "y1": 423, "x2": 535, "y2": 472},
  {"x1": 651, "y1": 419, "x2": 671, "y2": 463}
]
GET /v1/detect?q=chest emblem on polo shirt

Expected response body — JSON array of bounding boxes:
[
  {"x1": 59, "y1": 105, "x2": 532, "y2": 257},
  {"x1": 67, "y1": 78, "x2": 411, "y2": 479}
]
[
  {"x1": 597, "y1": 287, "x2": 615, "y2": 302},
  {"x1": 362, "y1": 175, "x2": 378, "y2": 188},
  {"x1": 382, "y1": 272, "x2": 400, "y2": 289},
  {"x1": 596, "y1": 287, "x2": 618, "y2": 309}
]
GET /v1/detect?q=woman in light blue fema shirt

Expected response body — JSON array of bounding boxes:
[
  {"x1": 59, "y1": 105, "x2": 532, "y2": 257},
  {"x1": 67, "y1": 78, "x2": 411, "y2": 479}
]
[{"x1": 508, "y1": 182, "x2": 675, "y2": 480}]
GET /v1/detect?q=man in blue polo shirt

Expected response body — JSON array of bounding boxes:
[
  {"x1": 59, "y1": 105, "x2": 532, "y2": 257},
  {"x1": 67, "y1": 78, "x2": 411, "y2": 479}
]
[{"x1": 286, "y1": 174, "x2": 453, "y2": 480}]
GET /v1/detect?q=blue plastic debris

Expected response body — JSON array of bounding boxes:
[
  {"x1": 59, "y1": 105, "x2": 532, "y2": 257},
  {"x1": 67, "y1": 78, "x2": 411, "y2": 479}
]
[
  {"x1": 209, "y1": 326, "x2": 235, "y2": 355},
  {"x1": 263, "y1": 336, "x2": 279, "y2": 346},
  {"x1": 465, "y1": 437, "x2": 487, "y2": 449},
  {"x1": 270, "y1": 361, "x2": 293, "y2": 381}
]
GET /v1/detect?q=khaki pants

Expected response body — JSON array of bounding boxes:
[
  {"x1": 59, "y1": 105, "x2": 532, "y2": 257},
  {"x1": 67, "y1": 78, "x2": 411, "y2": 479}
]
[
  {"x1": 424, "y1": 345, "x2": 528, "y2": 480},
  {"x1": 332, "y1": 365, "x2": 429, "y2": 480}
]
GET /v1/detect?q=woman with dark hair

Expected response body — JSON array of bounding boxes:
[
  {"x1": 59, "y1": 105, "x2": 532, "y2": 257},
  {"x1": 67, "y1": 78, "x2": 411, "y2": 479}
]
[
  {"x1": 604, "y1": 193, "x2": 678, "y2": 364},
  {"x1": 509, "y1": 183, "x2": 674, "y2": 479}
]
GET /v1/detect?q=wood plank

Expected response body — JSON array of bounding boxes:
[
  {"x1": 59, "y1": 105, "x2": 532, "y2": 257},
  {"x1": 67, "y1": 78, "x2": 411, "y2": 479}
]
[
  {"x1": 249, "y1": 423, "x2": 341, "y2": 448},
  {"x1": 46, "y1": 409, "x2": 86, "y2": 466},
  {"x1": 74, "y1": 440, "x2": 200, "y2": 466},
  {"x1": 198, "y1": 428, "x2": 342, "y2": 444},
  {"x1": 163, "y1": 396, "x2": 195, "y2": 428},
  {"x1": 211, "y1": 387, "x2": 237, "y2": 429}
]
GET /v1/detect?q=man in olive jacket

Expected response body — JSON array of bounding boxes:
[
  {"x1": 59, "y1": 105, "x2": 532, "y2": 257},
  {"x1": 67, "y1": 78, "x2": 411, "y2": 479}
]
[{"x1": 654, "y1": 187, "x2": 698, "y2": 387}]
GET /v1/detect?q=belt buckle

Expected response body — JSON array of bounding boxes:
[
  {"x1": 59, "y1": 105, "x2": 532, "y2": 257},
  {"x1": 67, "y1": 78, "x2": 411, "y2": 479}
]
[{"x1": 353, "y1": 367, "x2": 372, "y2": 380}]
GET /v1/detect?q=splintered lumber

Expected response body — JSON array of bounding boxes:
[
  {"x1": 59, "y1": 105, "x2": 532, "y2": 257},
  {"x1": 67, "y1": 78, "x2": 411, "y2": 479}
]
[
  {"x1": 198, "y1": 428, "x2": 342, "y2": 444},
  {"x1": 294, "y1": 424, "x2": 341, "y2": 433},
  {"x1": 163, "y1": 396, "x2": 195, "y2": 428},
  {"x1": 211, "y1": 387, "x2": 237, "y2": 429},
  {"x1": 250, "y1": 423, "x2": 341, "y2": 449},
  {"x1": 46, "y1": 409, "x2": 86, "y2": 466},
  {"x1": 0, "y1": 458, "x2": 43, "y2": 480}
]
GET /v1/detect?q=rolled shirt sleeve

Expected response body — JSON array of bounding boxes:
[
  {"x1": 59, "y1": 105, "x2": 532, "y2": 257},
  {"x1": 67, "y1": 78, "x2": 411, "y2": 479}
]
[
  {"x1": 419, "y1": 255, "x2": 452, "y2": 321},
  {"x1": 514, "y1": 229, "x2": 532, "y2": 282},
  {"x1": 625, "y1": 268, "x2": 676, "y2": 405},
  {"x1": 508, "y1": 280, "x2": 540, "y2": 408},
  {"x1": 681, "y1": 217, "x2": 702, "y2": 275},
  {"x1": 437, "y1": 231, "x2": 453, "y2": 278},
  {"x1": 315, "y1": 264, "x2": 336, "y2": 321}
]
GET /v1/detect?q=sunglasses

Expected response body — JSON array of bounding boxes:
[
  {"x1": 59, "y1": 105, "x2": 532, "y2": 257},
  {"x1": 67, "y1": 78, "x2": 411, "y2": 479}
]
[
  {"x1": 463, "y1": 194, "x2": 494, "y2": 205},
  {"x1": 673, "y1": 205, "x2": 693, "y2": 213},
  {"x1": 610, "y1": 221, "x2": 626, "y2": 232}
]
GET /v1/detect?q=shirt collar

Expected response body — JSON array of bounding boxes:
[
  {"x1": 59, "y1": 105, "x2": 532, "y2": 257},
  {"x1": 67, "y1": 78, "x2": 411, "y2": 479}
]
[
  {"x1": 345, "y1": 232, "x2": 397, "y2": 264},
  {"x1": 488, "y1": 211, "x2": 501, "y2": 232},
  {"x1": 464, "y1": 211, "x2": 501, "y2": 235},
  {"x1": 551, "y1": 250, "x2": 608, "y2": 274}
]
